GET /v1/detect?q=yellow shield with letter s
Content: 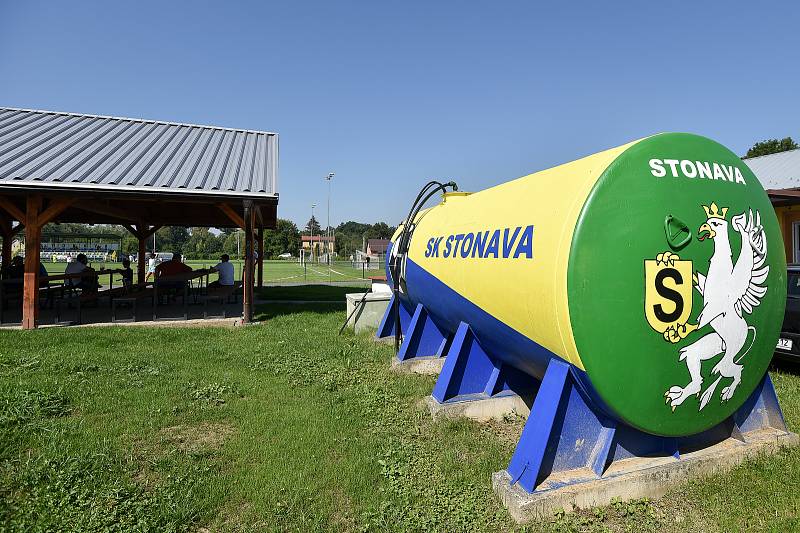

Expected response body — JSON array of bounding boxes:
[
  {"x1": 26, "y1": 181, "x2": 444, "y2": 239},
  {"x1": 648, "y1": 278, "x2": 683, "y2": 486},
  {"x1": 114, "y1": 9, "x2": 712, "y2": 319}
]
[{"x1": 644, "y1": 258, "x2": 693, "y2": 334}]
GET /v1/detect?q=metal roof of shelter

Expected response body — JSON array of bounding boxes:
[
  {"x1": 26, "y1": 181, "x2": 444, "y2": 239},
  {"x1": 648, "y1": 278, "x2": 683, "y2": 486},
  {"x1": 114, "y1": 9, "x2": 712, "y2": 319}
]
[
  {"x1": 0, "y1": 108, "x2": 273, "y2": 328},
  {"x1": 744, "y1": 149, "x2": 800, "y2": 190},
  {"x1": 0, "y1": 107, "x2": 278, "y2": 198}
]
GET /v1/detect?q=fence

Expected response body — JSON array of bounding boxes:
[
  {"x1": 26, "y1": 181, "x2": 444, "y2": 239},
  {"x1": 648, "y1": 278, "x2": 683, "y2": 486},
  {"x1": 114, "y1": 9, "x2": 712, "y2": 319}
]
[{"x1": 187, "y1": 259, "x2": 384, "y2": 286}]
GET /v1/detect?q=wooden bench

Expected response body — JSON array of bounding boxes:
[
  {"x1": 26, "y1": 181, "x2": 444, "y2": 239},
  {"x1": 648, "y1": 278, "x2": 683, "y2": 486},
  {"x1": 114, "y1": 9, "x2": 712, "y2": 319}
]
[
  {"x1": 2, "y1": 283, "x2": 69, "y2": 325},
  {"x1": 199, "y1": 283, "x2": 240, "y2": 318},
  {"x1": 56, "y1": 284, "x2": 148, "y2": 325},
  {"x1": 111, "y1": 286, "x2": 154, "y2": 323}
]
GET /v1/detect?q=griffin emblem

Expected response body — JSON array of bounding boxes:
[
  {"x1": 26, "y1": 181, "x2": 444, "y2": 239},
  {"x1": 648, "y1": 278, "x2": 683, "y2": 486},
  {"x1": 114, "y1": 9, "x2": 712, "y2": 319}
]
[{"x1": 655, "y1": 203, "x2": 769, "y2": 412}]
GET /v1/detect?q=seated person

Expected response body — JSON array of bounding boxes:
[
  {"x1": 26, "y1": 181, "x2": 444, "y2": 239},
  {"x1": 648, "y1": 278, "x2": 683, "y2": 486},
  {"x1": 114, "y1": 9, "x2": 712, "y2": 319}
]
[
  {"x1": 119, "y1": 258, "x2": 134, "y2": 289},
  {"x1": 209, "y1": 254, "x2": 235, "y2": 288},
  {"x1": 155, "y1": 253, "x2": 192, "y2": 291},
  {"x1": 5, "y1": 256, "x2": 24, "y2": 279},
  {"x1": 0, "y1": 256, "x2": 24, "y2": 295},
  {"x1": 65, "y1": 253, "x2": 99, "y2": 293},
  {"x1": 39, "y1": 262, "x2": 49, "y2": 288}
]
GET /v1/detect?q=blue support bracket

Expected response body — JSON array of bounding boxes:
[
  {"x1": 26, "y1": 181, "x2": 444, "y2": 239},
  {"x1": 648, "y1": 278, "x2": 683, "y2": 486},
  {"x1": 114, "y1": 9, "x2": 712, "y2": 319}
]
[
  {"x1": 376, "y1": 294, "x2": 413, "y2": 340},
  {"x1": 397, "y1": 303, "x2": 449, "y2": 361},
  {"x1": 432, "y1": 322, "x2": 533, "y2": 403},
  {"x1": 732, "y1": 373, "x2": 787, "y2": 435},
  {"x1": 505, "y1": 361, "x2": 790, "y2": 494}
]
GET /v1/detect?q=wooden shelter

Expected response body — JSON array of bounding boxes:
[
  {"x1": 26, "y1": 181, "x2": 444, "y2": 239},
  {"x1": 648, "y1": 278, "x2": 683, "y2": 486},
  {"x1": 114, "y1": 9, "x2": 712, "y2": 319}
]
[{"x1": 0, "y1": 107, "x2": 278, "y2": 328}]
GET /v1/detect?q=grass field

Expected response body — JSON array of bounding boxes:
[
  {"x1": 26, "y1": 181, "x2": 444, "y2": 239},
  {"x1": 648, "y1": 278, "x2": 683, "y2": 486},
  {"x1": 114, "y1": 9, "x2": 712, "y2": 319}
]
[
  {"x1": 39, "y1": 259, "x2": 380, "y2": 286},
  {"x1": 1, "y1": 288, "x2": 799, "y2": 531}
]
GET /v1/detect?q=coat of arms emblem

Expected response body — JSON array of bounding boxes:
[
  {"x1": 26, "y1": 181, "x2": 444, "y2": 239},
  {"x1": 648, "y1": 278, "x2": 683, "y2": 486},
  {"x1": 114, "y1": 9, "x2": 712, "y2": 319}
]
[{"x1": 644, "y1": 203, "x2": 769, "y2": 412}]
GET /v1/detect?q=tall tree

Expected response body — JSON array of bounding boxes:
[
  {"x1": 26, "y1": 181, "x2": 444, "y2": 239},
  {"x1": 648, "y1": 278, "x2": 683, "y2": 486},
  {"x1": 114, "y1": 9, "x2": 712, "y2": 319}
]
[
  {"x1": 745, "y1": 137, "x2": 799, "y2": 158},
  {"x1": 333, "y1": 220, "x2": 396, "y2": 256},
  {"x1": 222, "y1": 231, "x2": 241, "y2": 257},
  {"x1": 262, "y1": 219, "x2": 301, "y2": 258},
  {"x1": 153, "y1": 226, "x2": 190, "y2": 255},
  {"x1": 184, "y1": 227, "x2": 223, "y2": 259},
  {"x1": 304, "y1": 216, "x2": 321, "y2": 235}
]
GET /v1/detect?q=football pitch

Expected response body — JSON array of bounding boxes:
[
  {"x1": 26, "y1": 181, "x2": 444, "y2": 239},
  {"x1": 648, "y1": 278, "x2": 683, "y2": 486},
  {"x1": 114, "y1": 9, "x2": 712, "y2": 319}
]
[{"x1": 40, "y1": 259, "x2": 380, "y2": 285}]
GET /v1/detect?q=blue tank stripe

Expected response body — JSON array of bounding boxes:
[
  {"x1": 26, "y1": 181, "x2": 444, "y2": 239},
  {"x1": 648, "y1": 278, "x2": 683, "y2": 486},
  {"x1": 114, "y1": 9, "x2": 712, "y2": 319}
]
[{"x1": 404, "y1": 257, "x2": 562, "y2": 380}]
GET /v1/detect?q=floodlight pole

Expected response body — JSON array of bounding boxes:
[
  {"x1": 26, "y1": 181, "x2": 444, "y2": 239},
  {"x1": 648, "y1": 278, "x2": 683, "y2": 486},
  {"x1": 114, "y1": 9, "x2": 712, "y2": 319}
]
[
  {"x1": 324, "y1": 173, "x2": 334, "y2": 260},
  {"x1": 310, "y1": 203, "x2": 316, "y2": 262}
]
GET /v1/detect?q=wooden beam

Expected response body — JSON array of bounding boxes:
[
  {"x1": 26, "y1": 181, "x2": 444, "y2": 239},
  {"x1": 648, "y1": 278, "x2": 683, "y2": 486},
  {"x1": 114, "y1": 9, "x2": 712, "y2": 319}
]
[
  {"x1": 38, "y1": 198, "x2": 75, "y2": 227},
  {"x1": 22, "y1": 196, "x2": 42, "y2": 329},
  {"x1": 127, "y1": 223, "x2": 161, "y2": 240},
  {"x1": 0, "y1": 196, "x2": 26, "y2": 223},
  {"x1": 242, "y1": 203, "x2": 254, "y2": 323},
  {"x1": 218, "y1": 203, "x2": 245, "y2": 229},
  {"x1": 0, "y1": 215, "x2": 24, "y2": 268},
  {"x1": 0, "y1": 218, "x2": 11, "y2": 268},
  {"x1": 139, "y1": 224, "x2": 162, "y2": 239},
  {"x1": 257, "y1": 227, "x2": 264, "y2": 288},
  {"x1": 122, "y1": 224, "x2": 140, "y2": 238},
  {"x1": 132, "y1": 223, "x2": 161, "y2": 282},
  {"x1": 1, "y1": 237, "x2": 10, "y2": 269},
  {"x1": 137, "y1": 235, "x2": 147, "y2": 283},
  {"x1": 74, "y1": 199, "x2": 136, "y2": 222}
]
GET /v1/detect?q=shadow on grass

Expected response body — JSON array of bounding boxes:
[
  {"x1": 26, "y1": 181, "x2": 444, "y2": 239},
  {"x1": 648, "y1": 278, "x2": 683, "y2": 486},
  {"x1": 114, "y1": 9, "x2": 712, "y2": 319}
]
[
  {"x1": 772, "y1": 357, "x2": 800, "y2": 376},
  {"x1": 256, "y1": 284, "x2": 367, "y2": 302},
  {"x1": 255, "y1": 301, "x2": 345, "y2": 321}
]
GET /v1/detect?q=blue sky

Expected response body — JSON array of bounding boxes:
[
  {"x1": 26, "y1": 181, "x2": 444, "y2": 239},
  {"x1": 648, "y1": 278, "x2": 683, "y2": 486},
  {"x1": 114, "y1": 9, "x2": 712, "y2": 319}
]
[{"x1": 1, "y1": 1, "x2": 798, "y2": 229}]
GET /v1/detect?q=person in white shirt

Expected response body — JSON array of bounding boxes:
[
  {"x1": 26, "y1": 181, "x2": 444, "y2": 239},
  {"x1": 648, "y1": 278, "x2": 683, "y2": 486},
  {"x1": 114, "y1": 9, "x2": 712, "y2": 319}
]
[
  {"x1": 64, "y1": 254, "x2": 87, "y2": 285},
  {"x1": 64, "y1": 253, "x2": 99, "y2": 292},
  {"x1": 145, "y1": 251, "x2": 157, "y2": 282},
  {"x1": 210, "y1": 254, "x2": 235, "y2": 287}
]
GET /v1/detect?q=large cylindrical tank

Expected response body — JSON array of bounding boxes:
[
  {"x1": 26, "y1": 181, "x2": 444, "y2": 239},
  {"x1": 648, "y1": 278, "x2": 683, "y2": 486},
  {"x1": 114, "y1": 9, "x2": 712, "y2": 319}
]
[{"x1": 390, "y1": 133, "x2": 785, "y2": 437}]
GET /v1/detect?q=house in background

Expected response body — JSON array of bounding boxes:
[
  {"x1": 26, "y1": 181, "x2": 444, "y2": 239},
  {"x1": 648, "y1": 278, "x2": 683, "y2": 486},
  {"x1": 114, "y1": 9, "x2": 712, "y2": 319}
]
[
  {"x1": 746, "y1": 149, "x2": 800, "y2": 263},
  {"x1": 301, "y1": 235, "x2": 335, "y2": 256},
  {"x1": 366, "y1": 238, "x2": 390, "y2": 257}
]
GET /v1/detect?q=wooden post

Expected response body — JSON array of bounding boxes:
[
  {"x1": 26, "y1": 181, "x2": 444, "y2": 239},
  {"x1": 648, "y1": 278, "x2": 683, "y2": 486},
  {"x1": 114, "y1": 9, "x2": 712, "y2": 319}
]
[
  {"x1": 257, "y1": 227, "x2": 264, "y2": 288},
  {"x1": 22, "y1": 196, "x2": 42, "y2": 330},
  {"x1": 0, "y1": 217, "x2": 11, "y2": 270},
  {"x1": 125, "y1": 224, "x2": 161, "y2": 284},
  {"x1": 242, "y1": 202, "x2": 254, "y2": 323},
  {"x1": 1, "y1": 234, "x2": 10, "y2": 269},
  {"x1": 137, "y1": 234, "x2": 147, "y2": 283}
]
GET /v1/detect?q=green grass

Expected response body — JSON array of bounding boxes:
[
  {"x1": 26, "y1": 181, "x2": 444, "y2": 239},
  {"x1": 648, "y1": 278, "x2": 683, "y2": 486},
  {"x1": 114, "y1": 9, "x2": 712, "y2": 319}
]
[
  {"x1": 1, "y1": 307, "x2": 799, "y2": 531},
  {"x1": 41, "y1": 259, "x2": 379, "y2": 285}
]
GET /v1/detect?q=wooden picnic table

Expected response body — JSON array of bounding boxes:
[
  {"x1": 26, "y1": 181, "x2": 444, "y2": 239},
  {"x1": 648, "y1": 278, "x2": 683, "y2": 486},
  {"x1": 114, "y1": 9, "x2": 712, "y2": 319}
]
[{"x1": 43, "y1": 267, "x2": 124, "y2": 289}]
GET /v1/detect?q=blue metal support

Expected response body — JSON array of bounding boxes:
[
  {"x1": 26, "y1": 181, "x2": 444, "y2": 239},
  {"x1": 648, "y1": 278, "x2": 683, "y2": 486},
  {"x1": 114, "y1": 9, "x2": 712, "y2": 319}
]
[
  {"x1": 376, "y1": 294, "x2": 413, "y2": 340},
  {"x1": 432, "y1": 322, "x2": 533, "y2": 403},
  {"x1": 733, "y1": 373, "x2": 787, "y2": 434},
  {"x1": 397, "y1": 303, "x2": 449, "y2": 361},
  {"x1": 505, "y1": 360, "x2": 789, "y2": 494}
]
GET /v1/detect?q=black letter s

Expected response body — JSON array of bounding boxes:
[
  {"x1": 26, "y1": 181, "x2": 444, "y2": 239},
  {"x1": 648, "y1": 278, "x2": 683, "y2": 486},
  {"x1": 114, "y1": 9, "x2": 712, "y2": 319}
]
[{"x1": 654, "y1": 268, "x2": 684, "y2": 322}]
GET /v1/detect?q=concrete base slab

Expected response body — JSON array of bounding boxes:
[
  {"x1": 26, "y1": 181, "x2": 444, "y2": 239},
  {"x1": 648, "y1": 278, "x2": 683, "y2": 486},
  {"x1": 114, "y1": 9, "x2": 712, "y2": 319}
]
[
  {"x1": 391, "y1": 356, "x2": 445, "y2": 375},
  {"x1": 425, "y1": 394, "x2": 532, "y2": 422},
  {"x1": 492, "y1": 428, "x2": 799, "y2": 523}
]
